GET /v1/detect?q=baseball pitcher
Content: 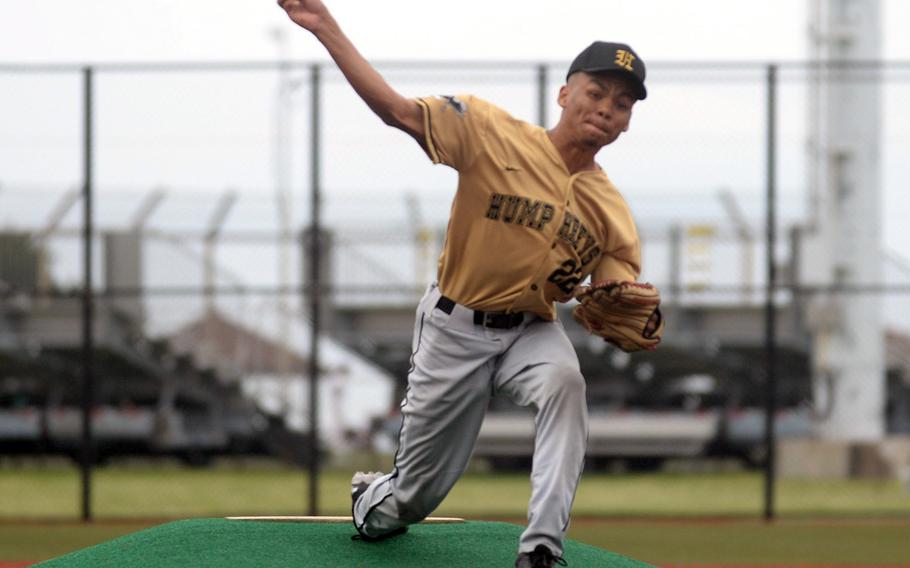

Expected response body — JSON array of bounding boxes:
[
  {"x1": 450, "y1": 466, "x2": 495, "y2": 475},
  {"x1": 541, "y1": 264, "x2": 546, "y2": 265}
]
[{"x1": 277, "y1": 1, "x2": 663, "y2": 566}]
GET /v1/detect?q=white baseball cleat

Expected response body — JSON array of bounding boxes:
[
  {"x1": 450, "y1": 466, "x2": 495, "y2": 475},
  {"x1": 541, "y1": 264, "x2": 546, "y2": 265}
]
[{"x1": 350, "y1": 470, "x2": 385, "y2": 506}]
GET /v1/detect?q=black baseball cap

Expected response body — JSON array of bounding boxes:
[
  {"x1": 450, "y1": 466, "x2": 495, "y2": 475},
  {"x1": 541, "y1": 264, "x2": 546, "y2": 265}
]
[{"x1": 566, "y1": 41, "x2": 647, "y2": 100}]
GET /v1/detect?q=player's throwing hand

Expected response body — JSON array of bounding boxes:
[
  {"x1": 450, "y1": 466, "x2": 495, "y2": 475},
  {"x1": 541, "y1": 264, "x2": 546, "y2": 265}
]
[{"x1": 277, "y1": 0, "x2": 329, "y2": 33}]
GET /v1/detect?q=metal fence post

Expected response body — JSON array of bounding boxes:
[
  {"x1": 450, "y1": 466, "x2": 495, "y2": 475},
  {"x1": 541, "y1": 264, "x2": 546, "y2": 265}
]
[
  {"x1": 763, "y1": 63, "x2": 779, "y2": 522},
  {"x1": 669, "y1": 225, "x2": 682, "y2": 304},
  {"x1": 307, "y1": 62, "x2": 322, "y2": 517},
  {"x1": 80, "y1": 65, "x2": 95, "y2": 522},
  {"x1": 536, "y1": 64, "x2": 548, "y2": 127}
]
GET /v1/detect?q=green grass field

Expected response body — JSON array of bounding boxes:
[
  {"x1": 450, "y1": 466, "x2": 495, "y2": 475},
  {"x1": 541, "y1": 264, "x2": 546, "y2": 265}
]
[
  {"x1": 1, "y1": 464, "x2": 909, "y2": 565},
  {"x1": 2, "y1": 465, "x2": 908, "y2": 519}
]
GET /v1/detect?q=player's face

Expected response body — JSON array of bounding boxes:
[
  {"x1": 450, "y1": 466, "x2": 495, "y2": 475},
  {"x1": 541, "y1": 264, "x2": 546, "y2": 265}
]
[{"x1": 558, "y1": 72, "x2": 636, "y2": 149}]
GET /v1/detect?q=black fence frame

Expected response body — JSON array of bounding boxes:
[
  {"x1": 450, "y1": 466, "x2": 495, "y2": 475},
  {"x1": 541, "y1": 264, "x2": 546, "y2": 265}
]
[{"x1": 3, "y1": 58, "x2": 910, "y2": 522}]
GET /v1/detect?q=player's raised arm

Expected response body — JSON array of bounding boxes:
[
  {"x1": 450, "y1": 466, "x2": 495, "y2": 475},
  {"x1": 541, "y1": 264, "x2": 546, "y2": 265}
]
[{"x1": 277, "y1": 0, "x2": 424, "y2": 142}]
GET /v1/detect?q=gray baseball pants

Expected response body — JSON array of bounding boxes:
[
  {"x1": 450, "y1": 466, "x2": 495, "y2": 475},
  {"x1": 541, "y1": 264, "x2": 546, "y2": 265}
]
[{"x1": 352, "y1": 283, "x2": 588, "y2": 556}]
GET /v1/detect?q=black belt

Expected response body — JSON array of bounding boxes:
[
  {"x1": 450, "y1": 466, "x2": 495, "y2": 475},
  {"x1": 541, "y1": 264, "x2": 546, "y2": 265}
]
[{"x1": 435, "y1": 295, "x2": 524, "y2": 330}]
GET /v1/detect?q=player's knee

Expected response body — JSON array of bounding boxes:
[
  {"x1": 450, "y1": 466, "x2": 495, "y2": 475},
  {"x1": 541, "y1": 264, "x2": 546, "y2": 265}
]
[{"x1": 546, "y1": 364, "x2": 586, "y2": 402}]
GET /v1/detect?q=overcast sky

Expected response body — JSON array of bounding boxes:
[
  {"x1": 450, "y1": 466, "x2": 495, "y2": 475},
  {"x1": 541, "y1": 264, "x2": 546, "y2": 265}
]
[
  {"x1": 2, "y1": 1, "x2": 906, "y2": 227},
  {"x1": 1, "y1": 1, "x2": 908, "y2": 309},
  {"x1": 2, "y1": 0, "x2": 909, "y2": 64}
]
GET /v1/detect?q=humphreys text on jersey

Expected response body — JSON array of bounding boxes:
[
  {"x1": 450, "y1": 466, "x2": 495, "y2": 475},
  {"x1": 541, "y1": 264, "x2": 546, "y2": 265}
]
[
  {"x1": 485, "y1": 191, "x2": 602, "y2": 295},
  {"x1": 485, "y1": 192, "x2": 601, "y2": 262}
]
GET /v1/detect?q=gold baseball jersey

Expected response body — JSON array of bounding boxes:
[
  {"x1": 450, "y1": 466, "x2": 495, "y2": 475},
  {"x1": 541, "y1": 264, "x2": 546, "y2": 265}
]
[{"x1": 415, "y1": 94, "x2": 641, "y2": 321}]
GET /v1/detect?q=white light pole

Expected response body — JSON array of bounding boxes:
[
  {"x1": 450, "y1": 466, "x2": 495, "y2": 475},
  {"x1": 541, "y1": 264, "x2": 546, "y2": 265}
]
[{"x1": 805, "y1": 0, "x2": 885, "y2": 441}]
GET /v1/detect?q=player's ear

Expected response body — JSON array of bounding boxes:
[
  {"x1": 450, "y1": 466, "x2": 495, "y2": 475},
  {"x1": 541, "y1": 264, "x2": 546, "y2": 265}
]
[{"x1": 557, "y1": 85, "x2": 569, "y2": 108}]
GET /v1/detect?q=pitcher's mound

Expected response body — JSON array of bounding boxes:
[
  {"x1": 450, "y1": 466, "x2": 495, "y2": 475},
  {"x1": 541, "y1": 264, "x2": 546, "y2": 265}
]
[{"x1": 34, "y1": 518, "x2": 656, "y2": 567}]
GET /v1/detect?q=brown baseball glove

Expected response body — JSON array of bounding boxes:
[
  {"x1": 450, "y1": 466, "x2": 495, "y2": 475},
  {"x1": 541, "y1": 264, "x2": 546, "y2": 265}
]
[{"x1": 572, "y1": 280, "x2": 665, "y2": 352}]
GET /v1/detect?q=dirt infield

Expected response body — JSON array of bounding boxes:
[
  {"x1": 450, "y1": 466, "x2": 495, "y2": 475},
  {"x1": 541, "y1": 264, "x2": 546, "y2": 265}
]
[
  {"x1": 5, "y1": 556, "x2": 910, "y2": 566},
  {"x1": 17, "y1": 558, "x2": 902, "y2": 567}
]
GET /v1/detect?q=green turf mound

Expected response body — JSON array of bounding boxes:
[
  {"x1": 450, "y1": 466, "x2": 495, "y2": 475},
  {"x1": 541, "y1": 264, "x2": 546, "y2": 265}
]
[{"x1": 34, "y1": 518, "x2": 655, "y2": 567}]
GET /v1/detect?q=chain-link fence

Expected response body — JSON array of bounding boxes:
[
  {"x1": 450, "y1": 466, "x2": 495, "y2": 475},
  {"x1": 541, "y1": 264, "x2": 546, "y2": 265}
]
[{"x1": 1, "y1": 60, "x2": 909, "y2": 520}]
